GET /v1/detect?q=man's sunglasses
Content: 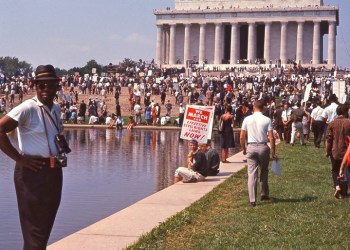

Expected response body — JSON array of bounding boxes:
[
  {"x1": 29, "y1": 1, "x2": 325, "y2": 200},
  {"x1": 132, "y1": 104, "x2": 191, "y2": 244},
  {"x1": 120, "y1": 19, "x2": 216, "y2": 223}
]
[{"x1": 36, "y1": 82, "x2": 58, "y2": 90}]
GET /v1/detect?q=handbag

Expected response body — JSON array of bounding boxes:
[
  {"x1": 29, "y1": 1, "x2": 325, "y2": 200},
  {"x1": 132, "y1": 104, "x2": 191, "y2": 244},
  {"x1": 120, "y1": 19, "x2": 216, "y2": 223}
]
[{"x1": 218, "y1": 118, "x2": 223, "y2": 133}]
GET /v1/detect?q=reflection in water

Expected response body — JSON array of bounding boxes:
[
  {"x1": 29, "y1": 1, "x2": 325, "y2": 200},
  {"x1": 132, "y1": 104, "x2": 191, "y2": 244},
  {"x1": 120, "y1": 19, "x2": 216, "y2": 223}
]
[{"x1": 0, "y1": 128, "x2": 240, "y2": 249}]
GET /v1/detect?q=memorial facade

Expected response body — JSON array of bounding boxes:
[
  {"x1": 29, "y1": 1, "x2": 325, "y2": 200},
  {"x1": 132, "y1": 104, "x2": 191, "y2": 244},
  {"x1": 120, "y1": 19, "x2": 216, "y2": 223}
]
[{"x1": 154, "y1": 0, "x2": 339, "y2": 67}]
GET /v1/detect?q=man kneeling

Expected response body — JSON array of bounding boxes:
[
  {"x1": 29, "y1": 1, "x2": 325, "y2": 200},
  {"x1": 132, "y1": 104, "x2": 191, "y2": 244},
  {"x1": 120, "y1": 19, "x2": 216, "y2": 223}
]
[{"x1": 174, "y1": 139, "x2": 209, "y2": 183}]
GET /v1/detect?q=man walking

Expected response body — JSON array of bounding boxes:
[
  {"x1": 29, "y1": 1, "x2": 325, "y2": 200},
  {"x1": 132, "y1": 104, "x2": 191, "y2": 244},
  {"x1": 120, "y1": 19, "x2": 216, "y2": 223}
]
[
  {"x1": 290, "y1": 102, "x2": 306, "y2": 145},
  {"x1": 0, "y1": 65, "x2": 66, "y2": 249},
  {"x1": 325, "y1": 104, "x2": 350, "y2": 199},
  {"x1": 240, "y1": 100, "x2": 278, "y2": 207}
]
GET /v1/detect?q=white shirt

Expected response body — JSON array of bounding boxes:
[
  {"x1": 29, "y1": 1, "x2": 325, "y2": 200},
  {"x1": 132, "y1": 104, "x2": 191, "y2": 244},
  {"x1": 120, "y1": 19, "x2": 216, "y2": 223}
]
[
  {"x1": 105, "y1": 116, "x2": 112, "y2": 125},
  {"x1": 7, "y1": 98, "x2": 62, "y2": 157},
  {"x1": 241, "y1": 112, "x2": 273, "y2": 143},
  {"x1": 310, "y1": 106, "x2": 324, "y2": 121},
  {"x1": 281, "y1": 108, "x2": 292, "y2": 122},
  {"x1": 134, "y1": 104, "x2": 141, "y2": 114},
  {"x1": 321, "y1": 102, "x2": 338, "y2": 123},
  {"x1": 89, "y1": 115, "x2": 98, "y2": 124}
]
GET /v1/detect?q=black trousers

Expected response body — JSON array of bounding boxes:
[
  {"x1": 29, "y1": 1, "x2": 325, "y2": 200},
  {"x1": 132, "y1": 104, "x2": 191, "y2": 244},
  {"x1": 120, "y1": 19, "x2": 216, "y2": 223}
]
[
  {"x1": 283, "y1": 124, "x2": 291, "y2": 144},
  {"x1": 14, "y1": 164, "x2": 62, "y2": 250},
  {"x1": 330, "y1": 156, "x2": 349, "y2": 195},
  {"x1": 312, "y1": 120, "x2": 325, "y2": 147}
]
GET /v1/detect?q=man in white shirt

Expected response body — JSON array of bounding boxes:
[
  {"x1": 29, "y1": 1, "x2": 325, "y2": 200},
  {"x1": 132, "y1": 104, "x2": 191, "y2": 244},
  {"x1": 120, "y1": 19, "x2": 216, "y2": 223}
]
[
  {"x1": 0, "y1": 65, "x2": 65, "y2": 249},
  {"x1": 240, "y1": 100, "x2": 278, "y2": 207},
  {"x1": 322, "y1": 94, "x2": 339, "y2": 124},
  {"x1": 281, "y1": 102, "x2": 292, "y2": 144},
  {"x1": 179, "y1": 103, "x2": 185, "y2": 127},
  {"x1": 310, "y1": 100, "x2": 325, "y2": 148},
  {"x1": 322, "y1": 94, "x2": 339, "y2": 145},
  {"x1": 134, "y1": 103, "x2": 142, "y2": 125}
]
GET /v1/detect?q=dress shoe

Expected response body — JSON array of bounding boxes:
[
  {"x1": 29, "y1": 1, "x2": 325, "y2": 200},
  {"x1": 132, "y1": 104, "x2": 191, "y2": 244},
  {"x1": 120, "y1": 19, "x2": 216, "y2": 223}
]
[
  {"x1": 261, "y1": 195, "x2": 270, "y2": 201},
  {"x1": 183, "y1": 177, "x2": 197, "y2": 183},
  {"x1": 250, "y1": 202, "x2": 256, "y2": 207},
  {"x1": 334, "y1": 189, "x2": 344, "y2": 199}
]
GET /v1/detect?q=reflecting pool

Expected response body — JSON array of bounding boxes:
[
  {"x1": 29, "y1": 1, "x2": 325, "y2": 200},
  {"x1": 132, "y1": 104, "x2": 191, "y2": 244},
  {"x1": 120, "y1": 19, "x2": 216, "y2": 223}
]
[{"x1": 0, "y1": 128, "x2": 240, "y2": 249}]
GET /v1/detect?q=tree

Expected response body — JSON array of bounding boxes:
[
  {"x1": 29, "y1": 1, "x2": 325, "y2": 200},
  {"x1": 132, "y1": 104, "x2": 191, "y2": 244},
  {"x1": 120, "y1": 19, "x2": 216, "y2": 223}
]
[
  {"x1": 121, "y1": 58, "x2": 136, "y2": 68},
  {"x1": 0, "y1": 56, "x2": 33, "y2": 76},
  {"x1": 82, "y1": 60, "x2": 103, "y2": 75},
  {"x1": 55, "y1": 67, "x2": 68, "y2": 77}
]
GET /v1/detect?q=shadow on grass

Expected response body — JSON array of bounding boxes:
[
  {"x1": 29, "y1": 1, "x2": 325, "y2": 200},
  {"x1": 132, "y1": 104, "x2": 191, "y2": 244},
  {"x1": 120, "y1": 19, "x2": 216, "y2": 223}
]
[{"x1": 271, "y1": 195, "x2": 318, "y2": 203}]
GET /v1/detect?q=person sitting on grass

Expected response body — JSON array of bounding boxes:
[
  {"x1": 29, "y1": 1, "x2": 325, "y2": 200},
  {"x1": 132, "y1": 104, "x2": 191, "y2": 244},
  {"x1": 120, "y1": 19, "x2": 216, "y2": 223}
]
[
  {"x1": 127, "y1": 116, "x2": 136, "y2": 130},
  {"x1": 88, "y1": 115, "x2": 99, "y2": 125},
  {"x1": 160, "y1": 113, "x2": 171, "y2": 126},
  {"x1": 107, "y1": 114, "x2": 116, "y2": 129},
  {"x1": 174, "y1": 139, "x2": 209, "y2": 183}
]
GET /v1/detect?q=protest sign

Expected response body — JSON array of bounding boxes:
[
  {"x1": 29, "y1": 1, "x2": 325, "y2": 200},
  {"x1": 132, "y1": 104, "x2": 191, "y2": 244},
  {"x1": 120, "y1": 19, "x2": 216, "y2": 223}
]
[
  {"x1": 303, "y1": 83, "x2": 312, "y2": 103},
  {"x1": 333, "y1": 80, "x2": 346, "y2": 103},
  {"x1": 180, "y1": 105, "x2": 215, "y2": 144}
]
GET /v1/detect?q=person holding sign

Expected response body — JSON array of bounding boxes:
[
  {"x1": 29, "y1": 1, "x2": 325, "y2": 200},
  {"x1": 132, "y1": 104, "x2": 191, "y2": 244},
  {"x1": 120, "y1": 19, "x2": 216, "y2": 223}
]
[
  {"x1": 219, "y1": 105, "x2": 235, "y2": 163},
  {"x1": 174, "y1": 139, "x2": 209, "y2": 183}
]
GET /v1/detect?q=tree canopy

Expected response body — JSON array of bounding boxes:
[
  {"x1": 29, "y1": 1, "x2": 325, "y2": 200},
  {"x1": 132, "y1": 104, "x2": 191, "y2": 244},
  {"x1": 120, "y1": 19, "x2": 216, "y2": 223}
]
[{"x1": 0, "y1": 57, "x2": 33, "y2": 77}]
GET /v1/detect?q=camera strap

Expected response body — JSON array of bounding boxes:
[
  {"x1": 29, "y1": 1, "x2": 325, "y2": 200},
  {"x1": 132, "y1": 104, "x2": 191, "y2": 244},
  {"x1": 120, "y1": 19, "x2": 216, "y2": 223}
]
[
  {"x1": 40, "y1": 107, "x2": 53, "y2": 157},
  {"x1": 33, "y1": 97, "x2": 60, "y2": 133}
]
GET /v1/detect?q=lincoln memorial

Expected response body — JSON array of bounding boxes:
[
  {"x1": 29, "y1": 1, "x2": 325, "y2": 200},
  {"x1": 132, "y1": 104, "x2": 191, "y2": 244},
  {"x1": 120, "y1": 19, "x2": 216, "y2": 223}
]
[{"x1": 154, "y1": 0, "x2": 339, "y2": 68}]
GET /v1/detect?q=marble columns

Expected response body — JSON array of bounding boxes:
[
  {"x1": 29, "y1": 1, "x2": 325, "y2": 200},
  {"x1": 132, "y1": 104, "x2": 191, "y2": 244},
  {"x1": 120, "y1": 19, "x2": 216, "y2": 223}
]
[
  {"x1": 199, "y1": 24, "x2": 206, "y2": 64},
  {"x1": 214, "y1": 23, "x2": 222, "y2": 65},
  {"x1": 156, "y1": 25, "x2": 163, "y2": 66},
  {"x1": 312, "y1": 21, "x2": 321, "y2": 64},
  {"x1": 184, "y1": 24, "x2": 191, "y2": 65},
  {"x1": 296, "y1": 22, "x2": 304, "y2": 64},
  {"x1": 247, "y1": 22, "x2": 256, "y2": 63},
  {"x1": 230, "y1": 23, "x2": 240, "y2": 64},
  {"x1": 264, "y1": 22, "x2": 271, "y2": 63},
  {"x1": 280, "y1": 22, "x2": 288, "y2": 64},
  {"x1": 328, "y1": 21, "x2": 336, "y2": 65}
]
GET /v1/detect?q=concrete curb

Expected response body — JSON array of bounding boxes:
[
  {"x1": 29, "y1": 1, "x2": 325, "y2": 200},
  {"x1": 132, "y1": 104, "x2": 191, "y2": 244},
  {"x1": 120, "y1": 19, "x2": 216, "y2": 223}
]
[{"x1": 48, "y1": 150, "x2": 247, "y2": 250}]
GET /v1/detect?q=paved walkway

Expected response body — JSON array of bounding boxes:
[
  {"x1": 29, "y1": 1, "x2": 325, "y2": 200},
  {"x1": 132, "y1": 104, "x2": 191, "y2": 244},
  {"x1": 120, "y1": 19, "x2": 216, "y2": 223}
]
[{"x1": 48, "y1": 151, "x2": 247, "y2": 250}]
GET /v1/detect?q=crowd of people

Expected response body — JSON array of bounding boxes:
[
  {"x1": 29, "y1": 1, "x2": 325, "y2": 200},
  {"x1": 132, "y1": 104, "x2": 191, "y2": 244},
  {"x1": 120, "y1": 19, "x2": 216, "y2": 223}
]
[
  {"x1": 1, "y1": 63, "x2": 350, "y2": 201},
  {"x1": 1, "y1": 62, "x2": 350, "y2": 250}
]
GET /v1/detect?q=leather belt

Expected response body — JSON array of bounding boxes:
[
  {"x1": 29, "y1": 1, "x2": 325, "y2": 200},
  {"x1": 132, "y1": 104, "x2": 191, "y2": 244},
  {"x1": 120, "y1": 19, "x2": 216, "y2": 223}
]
[{"x1": 247, "y1": 142, "x2": 267, "y2": 145}]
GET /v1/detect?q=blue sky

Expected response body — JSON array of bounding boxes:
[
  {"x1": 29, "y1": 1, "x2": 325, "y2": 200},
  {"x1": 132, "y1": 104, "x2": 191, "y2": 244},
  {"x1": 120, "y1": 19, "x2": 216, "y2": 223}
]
[{"x1": 0, "y1": 0, "x2": 349, "y2": 69}]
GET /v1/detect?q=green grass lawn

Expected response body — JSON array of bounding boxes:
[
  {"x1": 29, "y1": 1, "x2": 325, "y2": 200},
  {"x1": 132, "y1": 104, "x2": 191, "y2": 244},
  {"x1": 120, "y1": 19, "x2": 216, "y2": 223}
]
[{"x1": 128, "y1": 142, "x2": 350, "y2": 249}]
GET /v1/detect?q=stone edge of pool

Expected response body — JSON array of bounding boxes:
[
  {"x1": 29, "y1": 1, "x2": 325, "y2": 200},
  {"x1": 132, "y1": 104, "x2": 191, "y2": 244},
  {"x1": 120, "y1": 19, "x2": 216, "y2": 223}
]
[
  {"x1": 63, "y1": 124, "x2": 242, "y2": 132},
  {"x1": 47, "y1": 149, "x2": 246, "y2": 250}
]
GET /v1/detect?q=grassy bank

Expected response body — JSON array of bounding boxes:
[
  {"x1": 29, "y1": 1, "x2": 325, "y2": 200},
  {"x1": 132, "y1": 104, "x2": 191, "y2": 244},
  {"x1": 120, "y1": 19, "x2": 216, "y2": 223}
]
[{"x1": 128, "y1": 142, "x2": 350, "y2": 249}]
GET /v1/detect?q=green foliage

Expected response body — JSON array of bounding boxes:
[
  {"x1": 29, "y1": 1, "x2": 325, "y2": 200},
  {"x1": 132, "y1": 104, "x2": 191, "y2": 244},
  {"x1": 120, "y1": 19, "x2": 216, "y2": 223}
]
[
  {"x1": 0, "y1": 56, "x2": 33, "y2": 76},
  {"x1": 121, "y1": 58, "x2": 137, "y2": 68},
  {"x1": 67, "y1": 60, "x2": 104, "y2": 76},
  {"x1": 55, "y1": 67, "x2": 68, "y2": 77}
]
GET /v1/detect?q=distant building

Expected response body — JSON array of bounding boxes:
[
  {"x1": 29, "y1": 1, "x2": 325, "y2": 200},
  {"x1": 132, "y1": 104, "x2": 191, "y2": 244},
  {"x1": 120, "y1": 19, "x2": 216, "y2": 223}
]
[{"x1": 154, "y1": 0, "x2": 339, "y2": 67}]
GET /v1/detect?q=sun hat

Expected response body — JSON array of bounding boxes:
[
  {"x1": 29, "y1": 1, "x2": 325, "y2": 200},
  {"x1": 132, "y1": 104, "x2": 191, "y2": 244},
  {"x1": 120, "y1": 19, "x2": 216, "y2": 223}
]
[{"x1": 34, "y1": 65, "x2": 59, "y2": 82}]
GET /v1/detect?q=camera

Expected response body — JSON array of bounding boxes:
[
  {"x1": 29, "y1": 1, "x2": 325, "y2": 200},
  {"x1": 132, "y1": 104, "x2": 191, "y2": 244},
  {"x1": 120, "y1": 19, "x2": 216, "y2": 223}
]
[
  {"x1": 55, "y1": 134, "x2": 71, "y2": 154},
  {"x1": 50, "y1": 155, "x2": 68, "y2": 168}
]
